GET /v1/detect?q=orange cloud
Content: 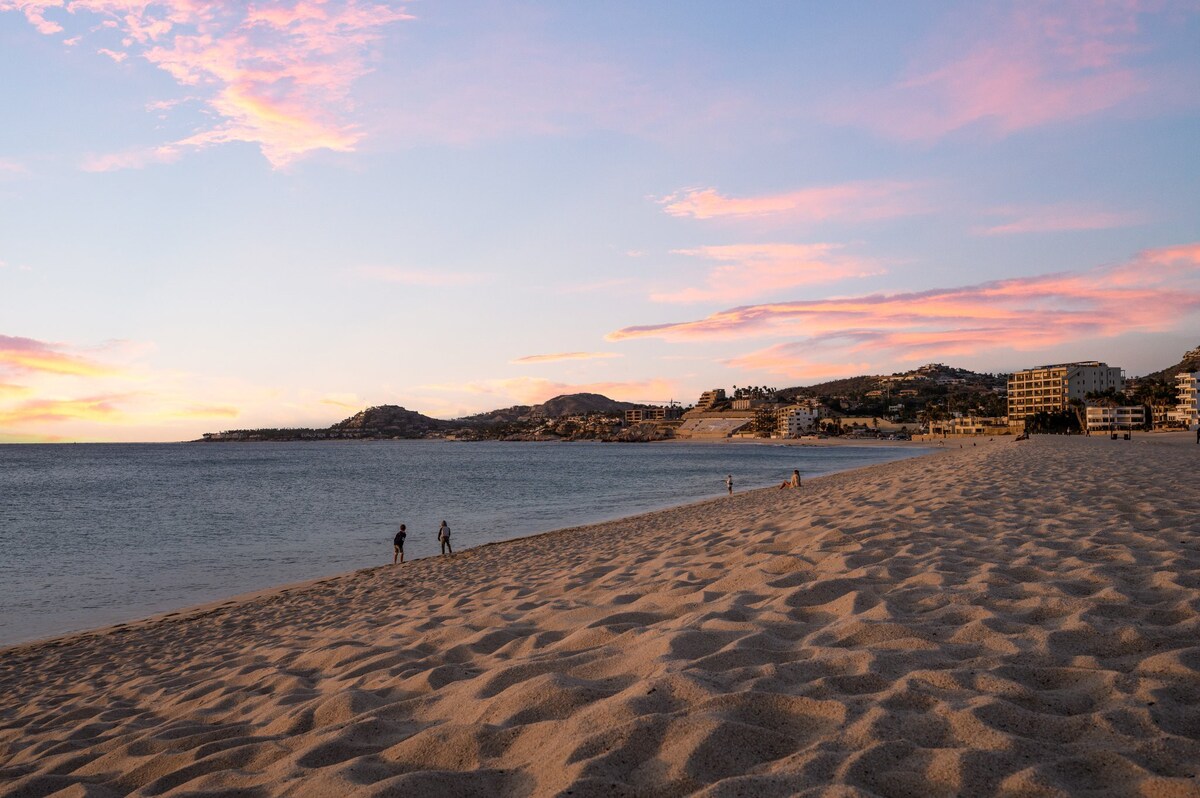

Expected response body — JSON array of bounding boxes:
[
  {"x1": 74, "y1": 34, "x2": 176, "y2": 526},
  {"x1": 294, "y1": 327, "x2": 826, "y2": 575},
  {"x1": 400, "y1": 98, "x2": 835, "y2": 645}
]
[
  {"x1": 511, "y1": 352, "x2": 622, "y2": 365},
  {"x1": 171, "y1": 404, "x2": 240, "y2": 420},
  {"x1": 320, "y1": 393, "x2": 367, "y2": 410},
  {"x1": 833, "y1": 3, "x2": 1167, "y2": 140},
  {"x1": 976, "y1": 204, "x2": 1144, "y2": 235},
  {"x1": 651, "y1": 243, "x2": 883, "y2": 304},
  {"x1": 0, "y1": 394, "x2": 129, "y2": 426},
  {"x1": 0, "y1": 335, "x2": 119, "y2": 377},
  {"x1": 609, "y1": 243, "x2": 1200, "y2": 365},
  {"x1": 659, "y1": 182, "x2": 924, "y2": 222},
  {"x1": 6, "y1": 1, "x2": 413, "y2": 168}
]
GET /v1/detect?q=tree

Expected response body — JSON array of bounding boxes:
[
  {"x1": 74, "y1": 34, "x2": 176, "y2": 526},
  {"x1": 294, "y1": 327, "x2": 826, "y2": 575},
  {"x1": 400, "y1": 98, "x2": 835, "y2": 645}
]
[{"x1": 752, "y1": 406, "x2": 777, "y2": 437}]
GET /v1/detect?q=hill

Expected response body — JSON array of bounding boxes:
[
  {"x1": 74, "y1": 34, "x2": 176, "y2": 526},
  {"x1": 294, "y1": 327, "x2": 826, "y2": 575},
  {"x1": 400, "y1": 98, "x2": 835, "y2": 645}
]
[
  {"x1": 332, "y1": 405, "x2": 455, "y2": 436},
  {"x1": 198, "y1": 394, "x2": 640, "y2": 442},
  {"x1": 774, "y1": 363, "x2": 1009, "y2": 420},
  {"x1": 457, "y1": 393, "x2": 638, "y2": 424},
  {"x1": 1142, "y1": 345, "x2": 1200, "y2": 381},
  {"x1": 779, "y1": 364, "x2": 1006, "y2": 399}
]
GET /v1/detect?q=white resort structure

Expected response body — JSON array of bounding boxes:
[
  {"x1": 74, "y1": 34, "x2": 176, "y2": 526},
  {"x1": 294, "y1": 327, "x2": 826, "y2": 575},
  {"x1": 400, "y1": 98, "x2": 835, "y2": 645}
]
[
  {"x1": 1169, "y1": 372, "x2": 1199, "y2": 430},
  {"x1": 776, "y1": 401, "x2": 826, "y2": 437},
  {"x1": 1085, "y1": 406, "x2": 1146, "y2": 433}
]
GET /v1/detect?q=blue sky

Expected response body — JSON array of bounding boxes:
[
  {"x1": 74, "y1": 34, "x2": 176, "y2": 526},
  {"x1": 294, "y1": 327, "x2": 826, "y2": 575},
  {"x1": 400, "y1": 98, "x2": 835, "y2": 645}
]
[{"x1": 1, "y1": 0, "x2": 1198, "y2": 441}]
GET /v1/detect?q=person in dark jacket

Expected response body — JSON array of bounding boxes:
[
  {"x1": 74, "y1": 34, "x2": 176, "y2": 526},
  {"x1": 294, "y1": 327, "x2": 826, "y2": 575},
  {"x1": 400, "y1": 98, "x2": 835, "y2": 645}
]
[{"x1": 393, "y1": 524, "x2": 407, "y2": 564}]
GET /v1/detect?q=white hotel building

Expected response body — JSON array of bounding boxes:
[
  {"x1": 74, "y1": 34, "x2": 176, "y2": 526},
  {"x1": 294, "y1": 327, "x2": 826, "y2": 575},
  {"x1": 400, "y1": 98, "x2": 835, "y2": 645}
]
[{"x1": 1169, "y1": 372, "x2": 1199, "y2": 430}]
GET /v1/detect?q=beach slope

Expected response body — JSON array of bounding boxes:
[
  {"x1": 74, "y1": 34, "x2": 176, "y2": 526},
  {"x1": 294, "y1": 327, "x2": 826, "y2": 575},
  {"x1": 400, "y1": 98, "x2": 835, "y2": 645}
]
[{"x1": 2, "y1": 436, "x2": 1199, "y2": 796}]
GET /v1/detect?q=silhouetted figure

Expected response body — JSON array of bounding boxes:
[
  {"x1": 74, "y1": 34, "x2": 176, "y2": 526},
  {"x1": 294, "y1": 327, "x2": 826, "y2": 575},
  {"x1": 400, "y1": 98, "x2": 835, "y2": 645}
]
[
  {"x1": 726, "y1": 475, "x2": 733, "y2": 495},
  {"x1": 438, "y1": 520, "x2": 453, "y2": 555},
  {"x1": 393, "y1": 524, "x2": 407, "y2": 564}
]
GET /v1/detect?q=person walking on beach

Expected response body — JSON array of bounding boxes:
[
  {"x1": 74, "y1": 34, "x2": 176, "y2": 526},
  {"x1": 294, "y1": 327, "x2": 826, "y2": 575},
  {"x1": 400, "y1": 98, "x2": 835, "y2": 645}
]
[
  {"x1": 725, "y1": 474, "x2": 733, "y2": 495},
  {"x1": 393, "y1": 524, "x2": 407, "y2": 564},
  {"x1": 438, "y1": 520, "x2": 453, "y2": 555}
]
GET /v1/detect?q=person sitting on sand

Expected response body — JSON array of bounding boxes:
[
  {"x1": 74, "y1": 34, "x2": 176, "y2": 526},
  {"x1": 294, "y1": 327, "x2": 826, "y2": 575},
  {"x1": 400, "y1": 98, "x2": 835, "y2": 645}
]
[
  {"x1": 779, "y1": 469, "x2": 802, "y2": 489},
  {"x1": 393, "y1": 524, "x2": 407, "y2": 564},
  {"x1": 438, "y1": 520, "x2": 453, "y2": 555}
]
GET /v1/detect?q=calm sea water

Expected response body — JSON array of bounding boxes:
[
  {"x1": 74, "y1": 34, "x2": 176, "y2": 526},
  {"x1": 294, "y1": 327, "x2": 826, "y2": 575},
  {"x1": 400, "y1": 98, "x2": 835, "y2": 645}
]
[{"x1": 0, "y1": 441, "x2": 922, "y2": 645}]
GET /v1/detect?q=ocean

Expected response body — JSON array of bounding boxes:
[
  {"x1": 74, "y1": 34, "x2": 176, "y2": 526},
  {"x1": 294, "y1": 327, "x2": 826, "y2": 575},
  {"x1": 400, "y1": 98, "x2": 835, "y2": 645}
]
[{"x1": 0, "y1": 440, "x2": 923, "y2": 645}]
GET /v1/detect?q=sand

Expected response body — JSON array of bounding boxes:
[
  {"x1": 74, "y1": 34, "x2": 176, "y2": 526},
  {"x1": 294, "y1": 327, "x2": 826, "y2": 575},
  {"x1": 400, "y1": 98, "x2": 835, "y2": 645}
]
[{"x1": 2, "y1": 434, "x2": 1199, "y2": 797}]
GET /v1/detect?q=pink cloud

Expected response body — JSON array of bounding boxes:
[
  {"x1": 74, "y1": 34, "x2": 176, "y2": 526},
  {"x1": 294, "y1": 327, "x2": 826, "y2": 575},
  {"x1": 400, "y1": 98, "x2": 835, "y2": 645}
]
[
  {"x1": 975, "y1": 204, "x2": 1145, "y2": 235},
  {"x1": 651, "y1": 243, "x2": 883, "y2": 304},
  {"x1": 0, "y1": 334, "x2": 120, "y2": 377},
  {"x1": 609, "y1": 243, "x2": 1200, "y2": 366},
  {"x1": 2, "y1": 1, "x2": 413, "y2": 168},
  {"x1": 834, "y1": 3, "x2": 1173, "y2": 140},
  {"x1": 724, "y1": 346, "x2": 873, "y2": 381},
  {"x1": 0, "y1": 158, "x2": 29, "y2": 179},
  {"x1": 97, "y1": 47, "x2": 126, "y2": 62},
  {"x1": 511, "y1": 352, "x2": 623, "y2": 365},
  {"x1": 4, "y1": 0, "x2": 63, "y2": 34},
  {"x1": 659, "y1": 182, "x2": 925, "y2": 222}
]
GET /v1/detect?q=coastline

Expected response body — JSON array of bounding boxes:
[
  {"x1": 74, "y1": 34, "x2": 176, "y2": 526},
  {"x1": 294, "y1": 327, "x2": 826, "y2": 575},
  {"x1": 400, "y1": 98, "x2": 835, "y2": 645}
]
[
  {"x1": 0, "y1": 440, "x2": 929, "y2": 648},
  {"x1": 3, "y1": 434, "x2": 1198, "y2": 795},
  {"x1": 0, "y1": 443, "x2": 941, "y2": 654}
]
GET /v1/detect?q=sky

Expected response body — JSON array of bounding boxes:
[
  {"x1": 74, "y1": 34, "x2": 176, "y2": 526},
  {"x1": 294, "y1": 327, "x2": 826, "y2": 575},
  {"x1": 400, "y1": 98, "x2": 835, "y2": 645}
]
[{"x1": 1, "y1": 0, "x2": 1198, "y2": 442}]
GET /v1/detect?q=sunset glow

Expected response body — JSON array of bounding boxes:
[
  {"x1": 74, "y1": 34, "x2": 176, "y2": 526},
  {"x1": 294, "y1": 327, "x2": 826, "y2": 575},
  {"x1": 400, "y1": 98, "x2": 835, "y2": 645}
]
[{"x1": 2, "y1": 2, "x2": 1198, "y2": 440}]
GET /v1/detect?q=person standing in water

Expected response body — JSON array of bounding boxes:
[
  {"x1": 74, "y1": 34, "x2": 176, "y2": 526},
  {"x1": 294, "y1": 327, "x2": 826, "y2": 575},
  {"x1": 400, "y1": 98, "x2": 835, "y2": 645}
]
[
  {"x1": 438, "y1": 520, "x2": 453, "y2": 555},
  {"x1": 725, "y1": 474, "x2": 733, "y2": 495},
  {"x1": 393, "y1": 524, "x2": 407, "y2": 564}
]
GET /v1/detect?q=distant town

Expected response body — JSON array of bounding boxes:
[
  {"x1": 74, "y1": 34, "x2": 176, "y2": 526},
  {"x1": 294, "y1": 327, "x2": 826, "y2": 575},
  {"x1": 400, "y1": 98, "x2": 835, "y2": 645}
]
[{"x1": 199, "y1": 346, "x2": 1200, "y2": 443}]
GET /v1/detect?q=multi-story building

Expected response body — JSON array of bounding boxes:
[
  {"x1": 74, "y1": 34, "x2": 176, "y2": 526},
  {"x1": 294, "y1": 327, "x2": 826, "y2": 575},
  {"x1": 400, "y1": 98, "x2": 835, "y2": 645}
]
[
  {"x1": 1168, "y1": 372, "x2": 1199, "y2": 429},
  {"x1": 1085, "y1": 406, "x2": 1146, "y2": 432},
  {"x1": 928, "y1": 416, "x2": 1020, "y2": 436},
  {"x1": 695, "y1": 389, "x2": 726, "y2": 411},
  {"x1": 1007, "y1": 362, "x2": 1124, "y2": 422},
  {"x1": 624, "y1": 406, "x2": 682, "y2": 424},
  {"x1": 776, "y1": 401, "x2": 826, "y2": 437}
]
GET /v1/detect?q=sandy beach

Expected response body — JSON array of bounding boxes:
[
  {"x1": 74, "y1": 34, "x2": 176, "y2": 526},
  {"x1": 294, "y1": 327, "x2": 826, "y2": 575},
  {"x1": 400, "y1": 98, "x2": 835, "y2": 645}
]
[{"x1": 2, "y1": 435, "x2": 1199, "y2": 797}]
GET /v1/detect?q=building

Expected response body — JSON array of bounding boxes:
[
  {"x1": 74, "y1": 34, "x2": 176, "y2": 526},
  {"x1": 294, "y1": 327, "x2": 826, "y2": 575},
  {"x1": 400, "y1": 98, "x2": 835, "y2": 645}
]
[
  {"x1": 730, "y1": 398, "x2": 765, "y2": 410},
  {"x1": 1168, "y1": 372, "x2": 1199, "y2": 429},
  {"x1": 624, "y1": 406, "x2": 682, "y2": 424},
  {"x1": 1085, "y1": 406, "x2": 1146, "y2": 432},
  {"x1": 928, "y1": 416, "x2": 1020, "y2": 436},
  {"x1": 694, "y1": 389, "x2": 726, "y2": 411},
  {"x1": 776, "y1": 402, "x2": 826, "y2": 437},
  {"x1": 1007, "y1": 362, "x2": 1124, "y2": 422}
]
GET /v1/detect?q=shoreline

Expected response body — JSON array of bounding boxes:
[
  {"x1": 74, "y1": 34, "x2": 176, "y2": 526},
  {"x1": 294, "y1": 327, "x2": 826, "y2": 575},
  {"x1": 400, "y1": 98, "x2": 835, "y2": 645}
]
[
  {"x1": 0, "y1": 443, "x2": 942, "y2": 655},
  {"x1": 0, "y1": 439, "x2": 931, "y2": 652},
  {"x1": 4, "y1": 433, "x2": 1197, "y2": 796}
]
